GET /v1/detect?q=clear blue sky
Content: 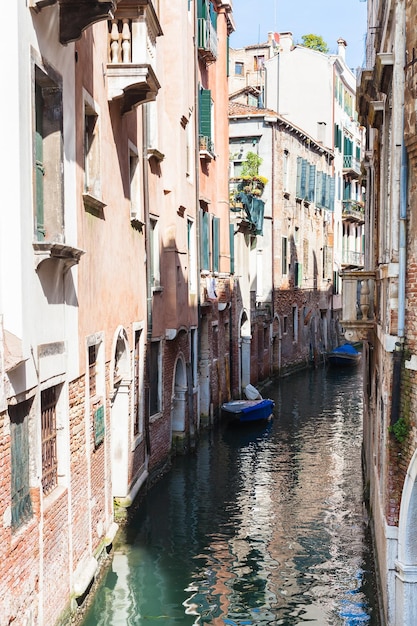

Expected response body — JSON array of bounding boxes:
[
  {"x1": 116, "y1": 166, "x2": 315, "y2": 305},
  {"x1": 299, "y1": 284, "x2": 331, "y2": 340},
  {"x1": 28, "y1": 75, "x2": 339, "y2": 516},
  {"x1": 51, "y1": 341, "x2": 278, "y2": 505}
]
[{"x1": 230, "y1": 0, "x2": 368, "y2": 70}]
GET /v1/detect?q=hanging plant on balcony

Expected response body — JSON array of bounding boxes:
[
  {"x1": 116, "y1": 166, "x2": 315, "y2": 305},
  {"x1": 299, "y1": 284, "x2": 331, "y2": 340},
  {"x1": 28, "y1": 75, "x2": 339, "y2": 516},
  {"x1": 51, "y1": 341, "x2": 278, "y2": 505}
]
[{"x1": 230, "y1": 152, "x2": 268, "y2": 202}]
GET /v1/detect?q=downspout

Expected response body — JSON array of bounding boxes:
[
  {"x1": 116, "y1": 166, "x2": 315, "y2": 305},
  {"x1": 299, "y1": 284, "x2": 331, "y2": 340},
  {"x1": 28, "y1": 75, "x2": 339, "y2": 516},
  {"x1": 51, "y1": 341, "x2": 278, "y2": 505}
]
[
  {"x1": 194, "y1": 0, "x2": 202, "y2": 430},
  {"x1": 142, "y1": 103, "x2": 152, "y2": 455},
  {"x1": 390, "y1": 14, "x2": 407, "y2": 426},
  {"x1": 398, "y1": 115, "x2": 407, "y2": 340},
  {"x1": 391, "y1": 111, "x2": 407, "y2": 428},
  {"x1": 270, "y1": 121, "x2": 275, "y2": 375}
]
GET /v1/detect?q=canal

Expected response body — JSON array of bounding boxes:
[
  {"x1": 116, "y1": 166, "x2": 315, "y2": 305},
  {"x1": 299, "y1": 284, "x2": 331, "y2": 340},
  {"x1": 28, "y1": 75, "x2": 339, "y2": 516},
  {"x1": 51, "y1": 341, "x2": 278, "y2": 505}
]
[{"x1": 81, "y1": 365, "x2": 380, "y2": 625}]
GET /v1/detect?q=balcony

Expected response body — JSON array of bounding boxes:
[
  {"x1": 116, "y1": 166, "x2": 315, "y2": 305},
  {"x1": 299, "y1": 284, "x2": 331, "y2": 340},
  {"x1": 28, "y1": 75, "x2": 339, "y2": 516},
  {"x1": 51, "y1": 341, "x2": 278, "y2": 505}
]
[
  {"x1": 342, "y1": 155, "x2": 361, "y2": 178},
  {"x1": 342, "y1": 199, "x2": 365, "y2": 223},
  {"x1": 107, "y1": 4, "x2": 162, "y2": 114},
  {"x1": 229, "y1": 178, "x2": 266, "y2": 236},
  {"x1": 199, "y1": 135, "x2": 215, "y2": 160},
  {"x1": 340, "y1": 270, "x2": 376, "y2": 342},
  {"x1": 374, "y1": 52, "x2": 393, "y2": 94},
  {"x1": 31, "y1": 0, "x2": 118, "y2": 44},
  {"x1": 341, "y1": 250, "x2": 364, "y2": 268},
  {"x1": 197, "y1": 18, "x2": 218, "y2": 63},
  {"x1": 33, "y1": 242, "x2": 85, "y2": 271}
]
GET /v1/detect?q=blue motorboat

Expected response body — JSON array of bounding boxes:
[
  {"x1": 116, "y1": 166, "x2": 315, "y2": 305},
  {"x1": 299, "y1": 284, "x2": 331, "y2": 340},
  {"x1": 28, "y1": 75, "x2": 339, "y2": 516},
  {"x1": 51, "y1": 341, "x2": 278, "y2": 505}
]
[
  {"x1": 327, "y1": 343, "x2": 361, "y2": 367},
  {"x1": 221, "y1": 398, "x2": 275, "y2": 424}
]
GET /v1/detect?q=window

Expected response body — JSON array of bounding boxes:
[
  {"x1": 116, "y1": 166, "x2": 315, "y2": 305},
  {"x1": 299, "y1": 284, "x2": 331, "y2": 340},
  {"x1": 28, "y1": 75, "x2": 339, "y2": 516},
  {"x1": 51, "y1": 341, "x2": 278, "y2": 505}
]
[
  {"x1": 150, "y1": 218, "x2": 161, "y2": 289},
  {"x1": 283, "y1": 316, "x2": 288, "y2": 334},
  {"x1": 87, "y1": 336, "x2": 105, "y2": 446},
  {"x1": 145, "y1": 101, "x2": 159, "y2": 154},
  {"x1": 254, "y1": 55, "x2": 265, "y2": 71},
  {"x1": 88, "y1": 344, "x2": 97, "y2": 398},
  {"x1": 187, "y1": 219, "x2": 197, "y2": 293},
  {"x1": 149, "y1": 341, "x2": 161, "y2": 416},
  {"x1": 10, "y1": 400, "x2": 33, "y2": 531},
  {"x1": 212, "y1": 323, "x2": 219, "y2": 360},
  {"x1": 296, "y1": 157, "x2": 308, "y2": 200},
  {"x1": 308, "y1": 164, "x2": 316, "y2": 202},
  {"x1": 282, "y1": 237, "x2": 288, "y2": 275},
  {"x1": 200, "y1": 209, "x2": 210, "y2": 271},
  {"x1": 283, "y1": 150, "x2": 289, "y2": 192},
  {"x1": 294, "y1": 262, "x2": 303, "y2": 288},
  {"x1": 129, "y1": 142, "x2": 142, "y2": 223},
  {"x1": 292, "y1": 305, "x2": 299, "y2": 342},
  {"x1": 133, "y1": 329, "x2": 143, "y2": 437},
  {"x1": 84, "y1": 92, "x2": 101, "y2": 201},
  {"x1": 235, "y1": 61, "x2": 244, "y2": 75},
  {"x1": 199, "y1": 87, "x2": 214, "y2": 154},
  {"x1": 334, "y1": 124, "x2": 342, "y2": 150},
  {"x1": 41, "y1": 386, "x2": 58, "y2": 496},
  {"x1": 34, "y1": 65, "x2": 63, "y2": 242}
]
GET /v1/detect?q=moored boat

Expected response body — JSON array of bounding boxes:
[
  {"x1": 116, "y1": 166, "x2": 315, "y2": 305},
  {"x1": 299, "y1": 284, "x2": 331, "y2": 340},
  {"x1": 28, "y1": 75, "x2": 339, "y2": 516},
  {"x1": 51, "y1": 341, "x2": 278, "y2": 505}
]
[
  {"x1": 327, "y1": 343, "x2": 361, "y2": 367},
  {"x1": 221, "y1": 398, "x2": 275, "y2": 424}
]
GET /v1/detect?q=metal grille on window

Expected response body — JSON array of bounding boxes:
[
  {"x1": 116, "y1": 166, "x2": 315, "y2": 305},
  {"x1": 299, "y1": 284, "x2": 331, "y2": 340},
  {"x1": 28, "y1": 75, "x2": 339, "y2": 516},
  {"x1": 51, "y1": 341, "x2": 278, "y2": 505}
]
[
  {"x1": 41, "y1": 386, "x2": 58, "y2": 496},
  {"x1": 10, "y1": 400, "x2": 33, "y2": 531},
  {"x1": 133, "y1": 331, "x2": 140, "y2": 436},
  {"x1": 89, "y1": 344, "x2": 97, "y2": 397}
]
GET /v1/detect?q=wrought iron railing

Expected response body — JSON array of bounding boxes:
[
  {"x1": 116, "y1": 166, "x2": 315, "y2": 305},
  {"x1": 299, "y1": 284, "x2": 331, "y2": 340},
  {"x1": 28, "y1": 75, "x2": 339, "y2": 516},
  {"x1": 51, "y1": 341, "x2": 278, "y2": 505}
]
[{"x1": 343, "y1": 155, "x2": 361, "y2": 174}]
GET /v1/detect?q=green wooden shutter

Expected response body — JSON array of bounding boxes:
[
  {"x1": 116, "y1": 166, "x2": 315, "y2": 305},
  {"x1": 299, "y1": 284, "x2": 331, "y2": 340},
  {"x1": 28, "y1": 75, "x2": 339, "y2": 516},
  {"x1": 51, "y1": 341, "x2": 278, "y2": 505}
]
[
  {"x1": 197, "y1": 0, "x2": 207, "y2": 19},
  {"x1": 316, "y1": 170, "x2": 322, "y2": 208},
  {"x1": 199, "y1": 88, "x2": 212, "y2": 138},
  {"x1": 35, "y1": 83, "x2": 45, "y2": 241},
  {"x1": 308, "y1": 164, "x2": 316, "y2": 202},
  {"x1": 329, "y1": 177, "x2": 335, "y2": 211},
  {"x1": 10, "y1": 402, "x2": 33, "y2": 530},
  {"x1": 200, "y1": 210, "x2": 210, "y2": 270},
  {"x1": 296, "y1": 157, "x2": 302, "y2": 198},
  {"x1": 209, "y1": 1, "x2": 217, "y2": 28},
  {"x1": 301, "y1": 159, "x2": 308, "y2": 199},
  {"x1": 212, "y1": 216, "x2": 220, "y2": 272}
]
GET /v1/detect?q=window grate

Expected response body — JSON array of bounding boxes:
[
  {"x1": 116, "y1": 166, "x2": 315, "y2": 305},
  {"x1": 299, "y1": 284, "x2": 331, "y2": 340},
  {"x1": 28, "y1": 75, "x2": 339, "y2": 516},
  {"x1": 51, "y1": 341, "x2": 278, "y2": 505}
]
[
  {"x1": 133, "y1": 331, "x2": 140, "y2": 436},
  {"x1": 41, "y1": 387, "x2": 58, "y2": 496},
  {"x1": 89, "y1": 344, "x2": 97, "y2": 397},
  {"x1": 10, "y1": 400, "x2": 33, "y2": 531}
]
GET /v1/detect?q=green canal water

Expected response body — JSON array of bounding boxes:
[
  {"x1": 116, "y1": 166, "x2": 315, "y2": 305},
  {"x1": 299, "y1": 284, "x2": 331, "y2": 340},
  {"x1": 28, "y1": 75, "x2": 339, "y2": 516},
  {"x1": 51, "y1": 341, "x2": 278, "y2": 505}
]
[{"x1": 81, "y1": 365, "x2": 380, "y2": 625}]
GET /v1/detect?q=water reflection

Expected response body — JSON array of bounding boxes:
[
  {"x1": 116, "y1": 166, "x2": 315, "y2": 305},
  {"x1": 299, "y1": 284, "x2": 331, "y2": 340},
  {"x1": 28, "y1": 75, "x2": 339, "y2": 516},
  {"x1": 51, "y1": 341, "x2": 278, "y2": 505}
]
[{"x1": 82, "y1": 366, "x2": 379, "y2": 625}]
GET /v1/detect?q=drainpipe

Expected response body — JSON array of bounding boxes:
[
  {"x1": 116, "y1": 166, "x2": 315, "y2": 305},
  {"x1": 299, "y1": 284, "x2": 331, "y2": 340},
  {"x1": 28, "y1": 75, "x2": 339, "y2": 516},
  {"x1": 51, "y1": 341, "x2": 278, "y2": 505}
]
[
  {"x1": 390, "y1": 113, "x2": 407, "y2": 428},
  {"x1": 398, "y1": 117, "x2": 407, "y2": 340},
  {"x1": 390, "y1": 13, "x2": 407, "y2": 426},
  {"x1": 142, "y1": 103, "x2": 152, "y2": 455},
  {"x1": 194, "y1": 0, "x2": 202, "y2": 430}
]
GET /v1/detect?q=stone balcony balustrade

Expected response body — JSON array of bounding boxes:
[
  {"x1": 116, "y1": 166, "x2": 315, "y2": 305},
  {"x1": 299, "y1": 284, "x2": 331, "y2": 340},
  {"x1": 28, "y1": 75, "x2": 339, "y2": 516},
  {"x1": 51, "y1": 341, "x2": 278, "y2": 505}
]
[
  {"x1": 106, "y1": 1, "x2": 162, "y2": 114},
  {"x1": 340, "y1": 270, "x2": 376, "y2": 342}
]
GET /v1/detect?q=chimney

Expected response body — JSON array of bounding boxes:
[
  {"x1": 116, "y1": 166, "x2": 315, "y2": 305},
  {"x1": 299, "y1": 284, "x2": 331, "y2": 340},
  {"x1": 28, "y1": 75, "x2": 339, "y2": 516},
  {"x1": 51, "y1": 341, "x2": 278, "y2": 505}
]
[
  {"x1": 279, "y1": 32, "x2": 293, "y2": 53},
  {"x1": 337, "y1": 38, "x2": 347, "y2": 61},
  {"x1": 317, "y1": 122, "x2": 326, "y2": 145}
]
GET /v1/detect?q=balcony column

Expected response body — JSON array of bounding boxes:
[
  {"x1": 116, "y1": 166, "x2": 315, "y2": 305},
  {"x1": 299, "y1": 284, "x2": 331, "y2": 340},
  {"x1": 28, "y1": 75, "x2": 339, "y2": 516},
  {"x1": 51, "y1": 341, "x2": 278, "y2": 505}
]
[
  {"x1": 121, "y1": 19, "x2": 131, "y2": 63},
  {"x1": 360, "y1": 279, "x2": 370, "y2": 320},
  {"x1": 110, "y1": 20, "x2": 120, "y2": 63}
]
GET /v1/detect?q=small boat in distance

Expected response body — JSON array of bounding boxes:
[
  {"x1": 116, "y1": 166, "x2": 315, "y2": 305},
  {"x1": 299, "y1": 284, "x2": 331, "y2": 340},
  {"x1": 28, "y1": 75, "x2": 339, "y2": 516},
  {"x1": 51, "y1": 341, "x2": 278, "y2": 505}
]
[
  {"x1": 221, "y1": 385, "x2": 274, "y2": 424},
  {"x1": 327, "y1": 343, "x2": 361, "y2": 367}
]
